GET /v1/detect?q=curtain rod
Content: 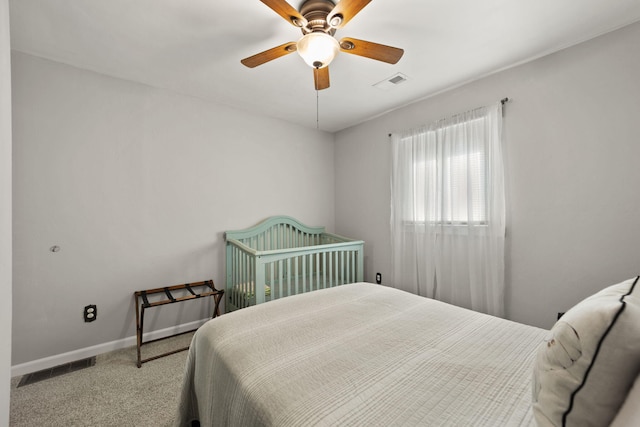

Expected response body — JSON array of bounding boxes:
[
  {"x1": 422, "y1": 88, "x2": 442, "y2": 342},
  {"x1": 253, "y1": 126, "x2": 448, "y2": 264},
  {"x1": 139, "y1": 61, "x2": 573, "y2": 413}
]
[{"x1": 388, "y1": 97, "x2": 510, "y2": 137}]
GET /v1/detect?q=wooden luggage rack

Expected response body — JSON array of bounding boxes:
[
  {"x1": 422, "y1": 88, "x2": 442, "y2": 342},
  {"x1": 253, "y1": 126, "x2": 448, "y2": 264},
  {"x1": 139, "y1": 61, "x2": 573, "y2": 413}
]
[{"x1": 134, "y1": 279, "x2": 224, "y2": 368}]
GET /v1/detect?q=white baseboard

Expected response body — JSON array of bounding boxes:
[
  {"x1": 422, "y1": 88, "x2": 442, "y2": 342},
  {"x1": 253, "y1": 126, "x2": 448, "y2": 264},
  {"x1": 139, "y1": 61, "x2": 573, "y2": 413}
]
[{"x1": 11, "y1": 318, "x2": 209, "y2": 377}]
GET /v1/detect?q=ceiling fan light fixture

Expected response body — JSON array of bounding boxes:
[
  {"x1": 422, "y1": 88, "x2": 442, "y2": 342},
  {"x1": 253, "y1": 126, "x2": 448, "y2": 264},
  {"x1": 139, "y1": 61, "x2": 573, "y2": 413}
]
[{"x1": 297, "y1": 32, "x2": 339, "y2": 69}]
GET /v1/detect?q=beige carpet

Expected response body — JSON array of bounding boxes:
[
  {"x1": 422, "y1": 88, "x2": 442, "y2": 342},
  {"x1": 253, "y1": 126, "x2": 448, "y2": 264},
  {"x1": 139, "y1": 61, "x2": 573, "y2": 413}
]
[{"x1": 10, "y1": 332, "x2": 194, "y2": 427}]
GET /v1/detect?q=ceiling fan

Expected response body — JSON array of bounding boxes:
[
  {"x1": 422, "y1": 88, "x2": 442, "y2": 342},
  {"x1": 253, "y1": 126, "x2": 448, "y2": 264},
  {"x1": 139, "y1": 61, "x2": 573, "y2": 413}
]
[{"x1": 241, "y1": 0, "x2": 404, "y2": 90}]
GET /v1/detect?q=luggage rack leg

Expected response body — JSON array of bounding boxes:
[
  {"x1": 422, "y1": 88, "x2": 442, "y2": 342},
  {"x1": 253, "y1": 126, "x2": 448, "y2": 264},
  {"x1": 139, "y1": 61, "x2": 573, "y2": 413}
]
[{"x1": 134, "y1": 280, "x2": 223, "y2": 368}]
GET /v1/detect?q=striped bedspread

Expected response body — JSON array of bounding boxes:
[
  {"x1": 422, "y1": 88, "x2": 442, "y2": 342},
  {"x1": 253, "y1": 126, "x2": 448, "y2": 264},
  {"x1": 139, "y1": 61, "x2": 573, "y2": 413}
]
[{"x1": 175, "y1": 283, "x2": 546, "y2": 426}]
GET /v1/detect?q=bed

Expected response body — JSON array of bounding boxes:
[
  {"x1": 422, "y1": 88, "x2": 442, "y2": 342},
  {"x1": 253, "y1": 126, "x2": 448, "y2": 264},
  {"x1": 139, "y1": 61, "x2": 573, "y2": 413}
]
[
  {"x1": 175, "y1": 277, "x2": 640, "y2": 426},
  {"x1": 225, "y1": 216, "x2": 364, "y2": 311},
  {"x1": 176, "y1": 282, "x2": 546, "y2": 426}
]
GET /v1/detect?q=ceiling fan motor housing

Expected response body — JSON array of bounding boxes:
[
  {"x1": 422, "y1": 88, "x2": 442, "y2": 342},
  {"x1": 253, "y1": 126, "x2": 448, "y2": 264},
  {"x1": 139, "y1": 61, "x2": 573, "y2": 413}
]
[{"x1": 299, "y1": 0, "x2": 338, "y2": 35}]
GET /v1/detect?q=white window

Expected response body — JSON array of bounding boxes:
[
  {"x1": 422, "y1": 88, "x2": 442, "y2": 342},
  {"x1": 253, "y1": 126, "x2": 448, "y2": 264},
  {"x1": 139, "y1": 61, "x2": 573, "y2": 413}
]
[
  {"x1": 399, "y1": 117, "x2": 489, "y2": 226},
  {"x1": 411, "y1": 142, "x2": 487, "y2": 225}
]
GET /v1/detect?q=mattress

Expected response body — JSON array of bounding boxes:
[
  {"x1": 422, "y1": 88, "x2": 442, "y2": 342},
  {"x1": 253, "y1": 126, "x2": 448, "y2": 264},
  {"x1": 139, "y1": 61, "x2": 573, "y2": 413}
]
[
  {"x1": 230, "y1": 283, "x2": 271, "y2": 299},
  {"x1": 175, "y1": 282, "x2": 546, "y2": 426}
]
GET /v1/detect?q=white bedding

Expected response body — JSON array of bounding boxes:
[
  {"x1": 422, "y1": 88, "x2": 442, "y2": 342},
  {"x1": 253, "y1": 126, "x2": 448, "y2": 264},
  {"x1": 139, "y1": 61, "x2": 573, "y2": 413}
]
[{"x1": 175, "y1": 282, "x2": 546, "y2": 426}]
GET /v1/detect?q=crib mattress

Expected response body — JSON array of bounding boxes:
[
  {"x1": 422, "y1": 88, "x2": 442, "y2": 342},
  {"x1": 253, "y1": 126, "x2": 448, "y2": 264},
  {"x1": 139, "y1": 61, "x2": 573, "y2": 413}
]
[
  {"x1": 228, "y1": 276, "x2": 339, "y2": 310},
  {"x1": 175, "y1": 282, "x2": 546, "y2": 426}
]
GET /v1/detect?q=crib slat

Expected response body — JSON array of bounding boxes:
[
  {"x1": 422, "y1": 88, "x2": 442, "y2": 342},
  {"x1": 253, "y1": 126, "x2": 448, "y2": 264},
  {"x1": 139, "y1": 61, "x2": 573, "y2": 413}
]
[
  {"x1": 294, "y1": 256, "x2": 299, "y2": 295},
  {"x1": 286, "y1": 258, "x2": 291, "y2": 297},
  {"x1": 347, "y1": 251, "x2": 354, "y2": 282},
  {"x1": 279, "y1": 259, "x2": 284, "y2": 298},
  {"x1": 246, "y1": 251, "x2": 251, "y2": 308},
  {"x1": 232, "y1": 246, "x2": 239, "y2": 310},
  {"x1": 277, "y1": 224, "x2": 281, "y2": 249},
  {"x1": 237, "y1": 248, "x2": 242, "y2": 309},
  {"x1": 281, "y1": 224, "x2": 285, "y2": 248},
  {"x1": 270, "y1": 261, "x2": 275, "y2": 300},
  {"x1": 302, "y1": 255, "x2": 312, "y2": 292},
  {"x1": 241, "y1": 251, "x2": 247, "y2": 308},
  {"x1": 250, "y1": 252, "x2": 256, "y2": 305},
  {"x1": 351, "y1": 250, "x2": 356, "y2": 282},
  {"x1": 237, "y1": 249, "x2": 241, "y2": 308},
  {"x1": 282, "y1": 224, "x2": 286, "y2": 248},
  {"x1": 235, "y1": 248, "x2": 241, "y2": 308},
  {"x1": 334, "y1": 250, "x2": 339, "y2": 286},
  {"x1": 328, "y1": 250, "x2": 333, "y2": 288},
  {"x1": 337, "y1": 251, "x2": 341, "y2": 287},
  {"x1": 317, "y1": 253, "x2": 321, "y2": 289},
  {"x1": 343, "y1": 250, "x2": 347, "y2": 284},
  {"x1": 321, "y1": 252, "x2": 326, "y2": 289},
  {"x1": 346, "y1": 251, "x2": 350, "y2": 284}
]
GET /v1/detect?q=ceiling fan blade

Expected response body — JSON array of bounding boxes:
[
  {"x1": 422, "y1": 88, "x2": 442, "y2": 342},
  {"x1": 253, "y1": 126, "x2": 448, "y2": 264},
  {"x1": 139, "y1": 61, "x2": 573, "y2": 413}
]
[
  {"x1": 339, "y1": 37, "x2": 404, "y2": 64},
  {"x1": 260, "y1": 0, "x2": 308, "y2": 28},
  {"x1": 327, "y1": 0, "x2": 372, "y2": 29},
  {"x1": 314, "y1": 67, "x2": 330, "y2": 90},
  {"x1": 241, "y1": 42, "x2": 297, "y2": 68}
]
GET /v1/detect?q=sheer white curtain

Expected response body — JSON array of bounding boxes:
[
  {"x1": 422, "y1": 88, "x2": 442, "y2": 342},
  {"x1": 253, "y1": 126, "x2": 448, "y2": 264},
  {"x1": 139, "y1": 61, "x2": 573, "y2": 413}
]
[{"x1": 390, "y1": 103, "x2": 505, "y2": 317}]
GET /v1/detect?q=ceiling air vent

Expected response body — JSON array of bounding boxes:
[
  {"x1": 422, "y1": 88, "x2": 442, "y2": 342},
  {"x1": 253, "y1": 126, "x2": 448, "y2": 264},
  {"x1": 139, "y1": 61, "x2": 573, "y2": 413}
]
[{"x1": 373, "y1": 73, "x2": 409, "y2": 90}]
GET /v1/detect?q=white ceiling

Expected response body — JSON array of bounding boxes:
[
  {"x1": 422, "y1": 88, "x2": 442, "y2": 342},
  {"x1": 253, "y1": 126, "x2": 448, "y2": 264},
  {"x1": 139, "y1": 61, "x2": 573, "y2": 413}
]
[{"x1": 9, "y1": 0, "x2": 640, "y2": 132}]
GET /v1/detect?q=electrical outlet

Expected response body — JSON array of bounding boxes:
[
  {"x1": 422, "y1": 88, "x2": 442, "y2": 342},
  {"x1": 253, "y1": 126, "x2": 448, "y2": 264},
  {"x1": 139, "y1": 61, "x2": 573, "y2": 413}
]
[
  {"x1": 376, "y1": 272, "x2": 382, "y2": 284},
  {"x1": 84, "y1": 305, "x2": 97, "y2": 322}
]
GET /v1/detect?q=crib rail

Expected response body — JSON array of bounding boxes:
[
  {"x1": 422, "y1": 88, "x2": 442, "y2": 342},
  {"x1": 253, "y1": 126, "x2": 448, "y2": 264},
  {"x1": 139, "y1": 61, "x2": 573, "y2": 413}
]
[{"x1": 226, "y1": 215, "x2": 327, "y2": 251}]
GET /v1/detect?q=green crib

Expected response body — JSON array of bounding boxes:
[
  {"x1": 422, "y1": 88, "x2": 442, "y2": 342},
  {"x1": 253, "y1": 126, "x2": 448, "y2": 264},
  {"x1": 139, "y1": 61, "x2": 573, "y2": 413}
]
[{"x1": 225, "y1": 216, "x2": 364, "y2": 312}]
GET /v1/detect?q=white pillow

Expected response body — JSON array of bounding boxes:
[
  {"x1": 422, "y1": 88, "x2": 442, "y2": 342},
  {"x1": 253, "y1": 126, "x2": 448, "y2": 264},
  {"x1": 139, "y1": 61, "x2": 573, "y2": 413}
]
[
  {"x1": 610, "y1": 372, "x2": 640, "y2": 427},
  {"x1": 532, "y1": 276, "x2": 640, "y2": 427}
]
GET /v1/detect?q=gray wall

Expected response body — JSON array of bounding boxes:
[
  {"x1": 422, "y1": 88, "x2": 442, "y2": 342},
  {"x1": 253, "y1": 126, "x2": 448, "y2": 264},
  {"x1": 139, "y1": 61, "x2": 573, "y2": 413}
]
[
  {"x1": 10, "y1": 17, "x2": 640, "y2": 372},
  {"x1": 335, "y1": 22, "x2": 640, "y2": 329},
  {"x1": 1, "y1": 0, "x2": 12, "y2": 422},
  {"x1": 11, "y1": 52, "x2": 335, "y2": 366}
]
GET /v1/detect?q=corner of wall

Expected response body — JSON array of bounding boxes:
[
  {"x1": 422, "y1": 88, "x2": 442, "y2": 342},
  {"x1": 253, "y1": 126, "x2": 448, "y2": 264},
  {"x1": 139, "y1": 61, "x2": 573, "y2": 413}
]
[{"x1": 1, "y1": 0, "x2": 13, "y2": 424}]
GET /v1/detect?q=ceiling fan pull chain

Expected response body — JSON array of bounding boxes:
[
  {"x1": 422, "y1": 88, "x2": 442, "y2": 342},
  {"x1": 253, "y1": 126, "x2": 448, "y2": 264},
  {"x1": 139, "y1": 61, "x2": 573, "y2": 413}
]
[{"x1": 316, "y1": 87, "x2": 320, "y2": 129}]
